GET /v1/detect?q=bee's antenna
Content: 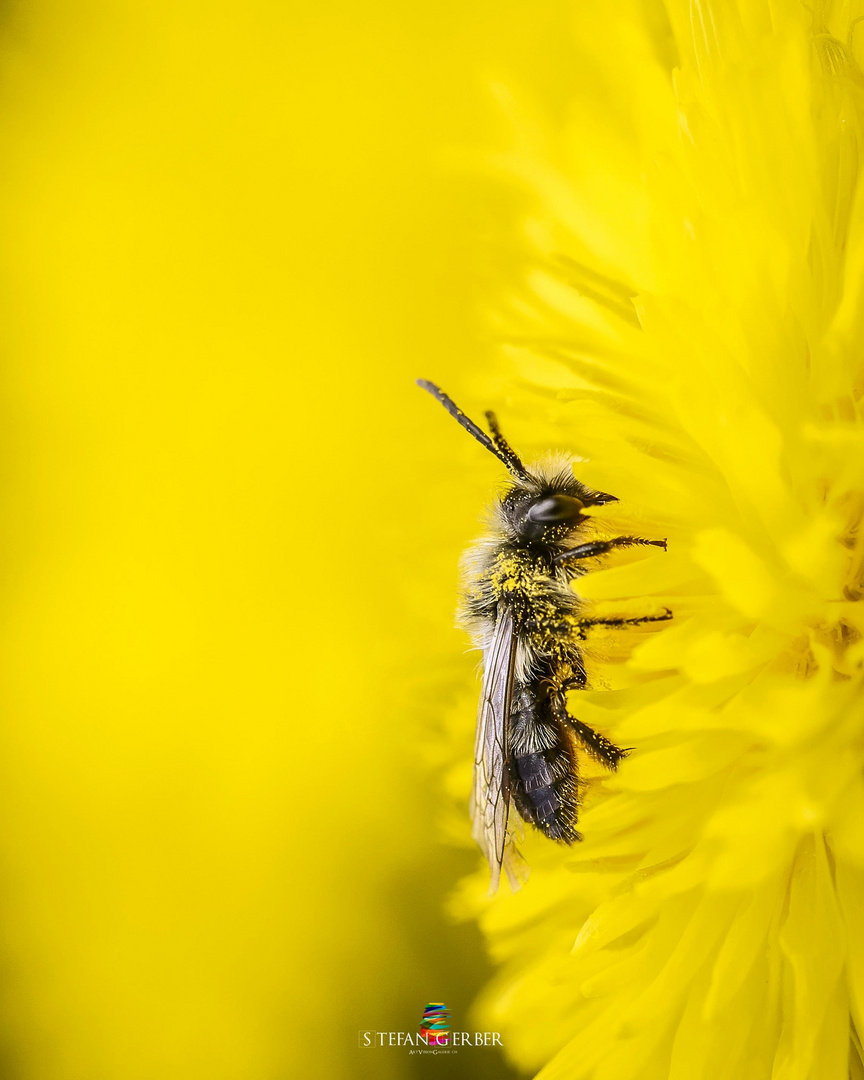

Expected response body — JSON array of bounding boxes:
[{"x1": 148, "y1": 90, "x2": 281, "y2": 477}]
[
  {"x1": 484, "y1": 411, "x2": 529, "y2": 480},
  {"x1": 416, "y1": 380, "x2": 531, "y2": 480}
]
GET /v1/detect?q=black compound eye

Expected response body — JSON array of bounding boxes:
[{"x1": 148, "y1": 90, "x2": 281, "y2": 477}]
[{"x1": 526, "y1": 495, "x2": 586, "y2": 525}]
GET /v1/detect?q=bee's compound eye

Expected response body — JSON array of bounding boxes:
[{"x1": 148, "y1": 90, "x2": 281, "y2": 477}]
[{"x1": 526, "y1": 495, "x2": 586, "y2": 525}]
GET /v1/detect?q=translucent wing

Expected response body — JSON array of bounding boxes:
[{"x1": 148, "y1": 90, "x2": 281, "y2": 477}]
[{"x1": 470, "y1": 608, "x2": 527, "y2": 892}]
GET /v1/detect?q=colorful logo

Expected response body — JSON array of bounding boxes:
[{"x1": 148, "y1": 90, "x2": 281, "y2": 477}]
[{"x1": 419, "y1": 1003, "x2": 451, "y2": 1045}]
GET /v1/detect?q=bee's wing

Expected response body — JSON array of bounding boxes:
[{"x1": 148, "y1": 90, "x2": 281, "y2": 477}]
[{"x1": 470, "y1": 608, "x2": 527, "y2": 892}]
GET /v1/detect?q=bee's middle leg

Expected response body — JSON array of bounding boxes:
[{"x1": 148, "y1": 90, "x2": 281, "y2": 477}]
[
  {"x1": 523, "y1": 610, "x2": 672, "y2": 639},
  {"x1": 576, "y1": 610, "x2": 672, "y2": 632}
]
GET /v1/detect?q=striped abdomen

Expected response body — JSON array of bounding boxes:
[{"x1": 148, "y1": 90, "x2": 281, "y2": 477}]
[{"x1": 509, "y1": 682, "x2": 581, "y2": 843}]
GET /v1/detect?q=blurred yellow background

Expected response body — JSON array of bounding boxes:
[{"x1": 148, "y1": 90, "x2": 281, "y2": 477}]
[{"x1": 0, "y1": 1, "x2": 576, "y2": 1077}]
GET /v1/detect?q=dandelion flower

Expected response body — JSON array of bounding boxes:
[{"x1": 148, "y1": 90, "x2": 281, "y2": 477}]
[{"x1": 453, "y1": 2, "x2": 864, "y2": 1077}]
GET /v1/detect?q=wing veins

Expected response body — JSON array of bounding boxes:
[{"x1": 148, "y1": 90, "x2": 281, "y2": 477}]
[{"x1": 471, "y1": 608, "x2": 518, "y2": 890}]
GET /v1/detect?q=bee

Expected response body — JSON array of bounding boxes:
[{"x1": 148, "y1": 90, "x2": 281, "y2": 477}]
[{"x1": 417, "y1": 379, "x2": 671, "y2": 891}]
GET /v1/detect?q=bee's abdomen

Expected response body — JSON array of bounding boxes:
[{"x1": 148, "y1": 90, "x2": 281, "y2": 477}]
[{"x1": 510, "y1": 688, "x2": 581, "y2": 843}]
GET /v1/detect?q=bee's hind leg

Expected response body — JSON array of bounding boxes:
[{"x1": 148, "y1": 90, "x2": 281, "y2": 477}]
[{"x1": 552, "y1": 688, "x2": 629, "y2": 771}]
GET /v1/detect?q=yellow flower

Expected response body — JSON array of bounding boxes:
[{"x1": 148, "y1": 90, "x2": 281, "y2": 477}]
[{"x1": 452, "y1": 2, "x2": 864, "y2": 1076}]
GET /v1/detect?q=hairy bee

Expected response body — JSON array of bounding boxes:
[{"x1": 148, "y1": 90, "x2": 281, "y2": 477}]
[{"x1": 418, "y1": 379, "x2": 671, "y2": 891}]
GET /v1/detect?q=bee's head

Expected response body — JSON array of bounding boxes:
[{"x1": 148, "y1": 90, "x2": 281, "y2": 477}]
[
  {"x1": 416, "y1": 380, "x2": 617, "y2": 544},
  {"x1": 502, "y1": 468, "x2": 617, "y2": 544}
]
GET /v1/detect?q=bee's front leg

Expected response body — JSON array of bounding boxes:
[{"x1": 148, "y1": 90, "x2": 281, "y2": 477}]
[{"x1": 554, "y1": 536, "x2": 667, "y2": 564}]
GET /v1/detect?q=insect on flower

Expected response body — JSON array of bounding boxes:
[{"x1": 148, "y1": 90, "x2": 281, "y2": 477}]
[{"x1": 418, "y1": 380, "x2": 672, "y2": 891}]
